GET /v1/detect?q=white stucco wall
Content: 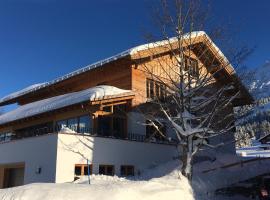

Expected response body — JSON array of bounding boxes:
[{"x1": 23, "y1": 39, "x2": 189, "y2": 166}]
[
  {"x1": 55, "y1": 134, "x2": 178, "y2": 183},
  {"x1": 0, "y1": 133, "x2": 177, "y2": 185},
  {"x1": 0, "y1": 134, "x2": 58, "y2": 184}
]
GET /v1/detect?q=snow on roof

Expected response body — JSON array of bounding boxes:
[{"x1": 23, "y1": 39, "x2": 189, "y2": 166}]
[
  {"x1": 0, "y1": 31, "x2": 232, "y2": 105},
  {"x1": 0, "y1": 85, "x2": 133, "y2": 126},
  {"x1": 0, "y1": 83, "x2": 47, "y2": 104}
]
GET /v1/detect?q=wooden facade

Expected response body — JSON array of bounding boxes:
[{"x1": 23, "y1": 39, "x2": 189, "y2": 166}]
[{"x1": 0, "y1": 34, "x2": 253, "y2": 136}]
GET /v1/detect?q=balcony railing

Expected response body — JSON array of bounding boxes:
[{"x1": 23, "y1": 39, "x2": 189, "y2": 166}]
[{"x1": 0, "y1": 125, "x2": 176, "y2": 145}]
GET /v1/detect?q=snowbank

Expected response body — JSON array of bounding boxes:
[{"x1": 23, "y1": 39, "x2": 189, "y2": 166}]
[{"x1": 0, "y1": 160, "x2": 194, "y2": 200}]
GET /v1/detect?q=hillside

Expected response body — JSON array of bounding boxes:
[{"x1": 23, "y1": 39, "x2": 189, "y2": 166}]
[
  {"x1": 248, "y1": 61, "x2": 270, "y2": 99},
  {"x1": 235, "y1": 62, "x2": 270, "y2": 147}
]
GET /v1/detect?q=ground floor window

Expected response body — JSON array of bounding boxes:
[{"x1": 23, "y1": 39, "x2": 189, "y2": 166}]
[
  {"x1": 74, "y1": 164, "x2": 92, "y2": 176},
  {"x1": 120, "y1": 165, "x2": 134, "y2": 176},
  {"x1": 99, "y1": 165, "x2": 115, "y2": 176}
]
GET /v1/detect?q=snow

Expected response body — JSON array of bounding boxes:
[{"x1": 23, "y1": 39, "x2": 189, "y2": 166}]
[
  {"x1": 0, "y1": 159, "x2": 255, "y2": 200},
  {"x1": 0, "y1": 85, "x2": 133, "y2": 126},
  {"x1": 0, "y1": 31, "x2": 233, "y2": 106},
  {"x1": 236, "y1": 138, "x2": 270, "y2": 157},
  {"x1": 0, "y1": 160, "x2": 194, "y2": 200},
  {"x1": 128, "y1": 31, "x2": 205, "y2": 54},
  {"x1": 234, "y1": 100, "x2": 270, "y2": 125},
  {"x1": 247, "y1": 61, "x2": 270, "y2": 98},
  {"x1": 237, "y1": 146, "x2": 270, "y2": 157},
  {"x1": 59, "y1": 126, "x2": 76, "y2": 134},
  {"x1": 192, "y1": 151, "x2": 270, "y2": 196},
  {"x1": 0, "y1": 83, "x2": 46, "y2": 103}
]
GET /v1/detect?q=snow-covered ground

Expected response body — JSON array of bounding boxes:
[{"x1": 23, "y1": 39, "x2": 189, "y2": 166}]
[
  {"x1": 0, "y1": 159, "x2": 253, "y2": 200},
  {"x1": 0, "y1": 160, "x2": 193, "y2": 200}
]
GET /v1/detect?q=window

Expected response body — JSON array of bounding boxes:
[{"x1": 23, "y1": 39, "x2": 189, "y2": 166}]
[
  {"x1": 146, "y1": 79, "x2": 167, "y2": 100},
  {"x1": 14, "y1": 122, "x2": 54, "y2": 139},
  {"x1": 114, "y1": 104, "x2": 127, "y2": 114},
  {"x1": 98, "y1": 116, "x2": 111, "y2": 136},
  {"x1": 120, "y1": 165, "x2": 134, "y2": 176},
  {"x1": 149, "y1": 79, "x2": 154, "y2": 98},
  {"x1": 0, "y1": 132, "x2": 13, "y2": 142},
  {"x1": 146, "y1": 120, "x2": 167, "y2": 141},
  {"x1": 56, "y1": 115, "x2": 92, "y2": 134},
  {"x1": 98, "y1": 114, "x2": 126, "y2": 138},
  {"x1": 4, "y1": 133, "x2": 12, "y2": 141},
  {"x1": 74, "y1": 164, "x2": 92, "y2": 176},
  {"x1": 78, "y1": 115, "x2": 92, "y2": 133},
  {"x1": 74, "y1": 166, "x2": 82, "y2": 176},
  {"x1": 184, "y1": 56, "x2": 199, "y2": 77},
  {"x1": 67, "y1": 118, "x2": 78, "y2": 132},
  {"x1": 56, "y1": 120, "x2": 67, "y2": 130},
  {"x1": 112, "y1": 117, "x2": 125, "y2": 138},
  {"x1": 99, "y1": 165, "x2": 115, "y2": 176},
  {"x1": 83, "y1": 166, "x2": 91, "y2": 175}
]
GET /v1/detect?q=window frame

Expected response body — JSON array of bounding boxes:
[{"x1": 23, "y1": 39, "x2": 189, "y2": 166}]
[
  {"x1": 56, "y1": 115, "x2": 92, "y2": 134},
  {"x1": 120, "y1": 165, "x2": 135, "y2": 176},
  {"x1": 99, "y1": 165, "x2": 115, "y2": 176},
  {"x1": 74, "y1": 164, "x2": 93, "y2": 176},
  {"x1": 146, "y1": 78, "x2": 167, "y2": 100}
]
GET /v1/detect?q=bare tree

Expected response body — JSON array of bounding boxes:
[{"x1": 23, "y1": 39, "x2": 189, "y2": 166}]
[{"x1": 136, "y1": 0, "x2": 252, "y2": 180}]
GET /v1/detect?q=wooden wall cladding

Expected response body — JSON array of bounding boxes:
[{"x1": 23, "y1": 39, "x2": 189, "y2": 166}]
[{"x1": 18, "y1": 58, "x2": 133, "y2": 105}]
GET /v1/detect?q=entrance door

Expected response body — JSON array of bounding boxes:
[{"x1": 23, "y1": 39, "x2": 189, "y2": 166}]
[{"x1": 3, "y1": 166, "x2": 24, "y2": 188}]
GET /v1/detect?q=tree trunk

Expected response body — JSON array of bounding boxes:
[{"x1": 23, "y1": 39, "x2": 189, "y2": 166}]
[{"x1": 181, "y1": 144, "x2": 193, "y2": 181}]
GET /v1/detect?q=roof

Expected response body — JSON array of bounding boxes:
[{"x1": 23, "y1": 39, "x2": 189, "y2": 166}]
[
  {"x1": 0, "y1": 85, "x2": 133, "y2": 126},
  {"x1": 0, "y1": 31, "x2": 234, "y2": 106}
]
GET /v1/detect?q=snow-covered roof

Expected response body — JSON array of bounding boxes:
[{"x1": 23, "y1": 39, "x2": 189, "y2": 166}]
[
  {"x1": 0, "y1": 83, "x2": 47, "y2": 104},
  {"x1": 0, "y1": 31, "x2": 232, "y2": 105},
  {"x1": 0, "y1": 85, "x2": 133, "y2": 126}
]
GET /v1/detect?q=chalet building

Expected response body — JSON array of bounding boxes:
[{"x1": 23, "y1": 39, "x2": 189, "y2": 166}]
[{"x1": 0, "y1": 31, "x2": 252, "y2": 188}]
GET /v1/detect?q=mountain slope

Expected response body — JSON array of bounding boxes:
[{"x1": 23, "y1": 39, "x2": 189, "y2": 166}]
[
  {"x1": 247, "y1": 61, "x2": 270, "y2": 99},
  {"x1": 235, "y1": 62, "x2": 270, "y2": 147}
]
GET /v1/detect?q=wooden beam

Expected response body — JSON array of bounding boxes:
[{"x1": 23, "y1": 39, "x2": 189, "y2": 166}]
[{"x1": 90, "y1": 95, "x2": 134, "y2": 106}]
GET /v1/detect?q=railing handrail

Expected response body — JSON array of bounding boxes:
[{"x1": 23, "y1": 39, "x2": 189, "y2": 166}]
[{"x1": 0, "y1": 128, "x2": 176, "y2": 145}]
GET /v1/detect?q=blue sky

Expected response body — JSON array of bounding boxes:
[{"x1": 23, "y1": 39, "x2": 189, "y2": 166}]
[{"x1": 0, "y1": 0, "x2": 269, "y2": 111}]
